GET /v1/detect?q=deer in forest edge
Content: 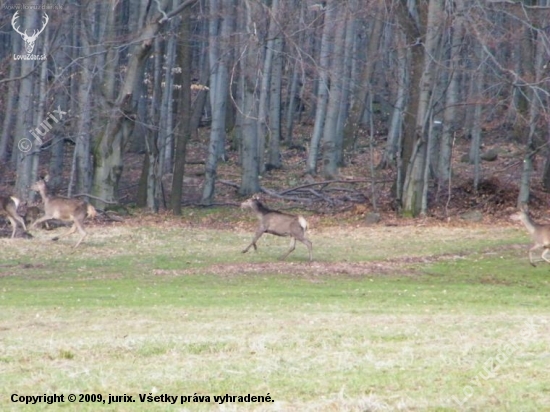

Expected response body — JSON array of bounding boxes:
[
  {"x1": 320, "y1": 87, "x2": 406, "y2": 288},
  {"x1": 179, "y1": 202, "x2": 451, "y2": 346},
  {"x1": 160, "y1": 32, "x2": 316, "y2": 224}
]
[
  {"x1": 0, "y1": 196, "x2": 27, "y2": 238},
  {"x1": 510, "y1": 205, "x2": 550, "y2": 267},
  {"x1": 241, "y1": 196, "x2": 312, "y2": 261},
  {"x1": 30, "y1": 180, "x2": 97, "y2": 248}
]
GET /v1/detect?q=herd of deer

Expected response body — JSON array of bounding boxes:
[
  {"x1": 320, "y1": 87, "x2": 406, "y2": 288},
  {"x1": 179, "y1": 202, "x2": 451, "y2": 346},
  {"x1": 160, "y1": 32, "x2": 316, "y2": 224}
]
[
  {"x1": 0, "y1": 179, "x2": 97, "y2": 248},
  {"x1": 0, "y1": 180, "x2": 549, "y2": 266}
]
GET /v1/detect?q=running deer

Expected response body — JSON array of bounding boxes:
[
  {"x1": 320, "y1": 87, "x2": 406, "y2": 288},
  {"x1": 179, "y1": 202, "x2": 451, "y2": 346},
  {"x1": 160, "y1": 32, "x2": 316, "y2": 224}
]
[
  {"x1": 241, "y1": 196, "x2": 312, "y2": 261},
  {"x1": 510, "y1": 205, "x2": 550, "y2": 267},
  {"x1": 0, "y1": 196, "x2": 27, "y2": 238},
  {"x1": 30, "y1": 180, "x2": 97, "y2": 248}
]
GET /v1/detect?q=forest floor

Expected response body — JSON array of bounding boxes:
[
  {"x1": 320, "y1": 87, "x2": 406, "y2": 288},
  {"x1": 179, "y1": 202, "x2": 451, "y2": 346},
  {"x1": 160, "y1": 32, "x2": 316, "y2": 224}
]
[
  {"x1": 0, "y1": 124, "x2": 549, "y2": 226},
  {"x1": 115, "y1": 125, "x2": 550, "y2": 226}
]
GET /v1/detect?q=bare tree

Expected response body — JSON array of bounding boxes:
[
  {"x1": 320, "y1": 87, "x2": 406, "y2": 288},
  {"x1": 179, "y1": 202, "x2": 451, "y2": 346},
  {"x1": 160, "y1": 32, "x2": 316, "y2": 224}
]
[
  {"x1": 14, "y1": 9, "x2": 41, "y2": 201},
  {"x1": 202, "y1": 0, "x2": 234, "y2": 204},
  {"x1": 238, "y1": 0, "x2": 261, "y2": 196},
  {"x1": 321, "y1": 2, "x2": 347, "y2": 179},
  {"x1": 437, "y1": 3, "x2": 464, "y2": 186},
  {"x1": 171, "y1": 5, "x2": 193, "y2": 214},
  {"x1": 305, "y1": 1, "x2": 335, "y2": 175},
  {"x1": 266, "y1": 0, "x2": 284, "y2": 170},
  {"x1": 91, "y1": 0, "x2": 196, "y2": 209},
  {"x1": 397, "y1": 0, "x2": 444, "y2": 216}
]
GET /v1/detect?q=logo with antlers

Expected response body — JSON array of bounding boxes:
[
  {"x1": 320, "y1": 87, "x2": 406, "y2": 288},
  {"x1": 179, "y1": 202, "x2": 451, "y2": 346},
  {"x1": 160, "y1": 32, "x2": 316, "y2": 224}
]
[{"x1": 11, "y1": 11, "x2": 49, "y2": 55}]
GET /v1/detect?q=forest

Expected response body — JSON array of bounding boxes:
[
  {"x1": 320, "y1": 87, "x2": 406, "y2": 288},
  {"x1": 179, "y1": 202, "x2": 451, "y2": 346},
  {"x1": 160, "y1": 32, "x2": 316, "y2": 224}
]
[
  {"x1": 4, "y1": 2, "x2": 550, "y2": 410},
  {"x1": 1, "y1": 0, "x2": 550, "y2": 217}
]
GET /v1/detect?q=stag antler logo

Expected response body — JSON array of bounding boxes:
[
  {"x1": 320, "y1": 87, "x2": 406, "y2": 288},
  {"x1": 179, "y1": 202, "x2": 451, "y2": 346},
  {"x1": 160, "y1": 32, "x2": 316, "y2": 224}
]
[{"x1": 11, "y1": 11, "x2": 49, "y2": 55}]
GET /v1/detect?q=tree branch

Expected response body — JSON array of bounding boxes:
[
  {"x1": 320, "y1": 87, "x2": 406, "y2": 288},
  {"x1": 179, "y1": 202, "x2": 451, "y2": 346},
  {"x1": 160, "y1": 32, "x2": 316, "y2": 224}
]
[
  {"x1": 160, "y1": 0, "x2": 198, "y2": 23},
  {"x1": 279, "y1": 179, "x2": 392, "y2": 195}
]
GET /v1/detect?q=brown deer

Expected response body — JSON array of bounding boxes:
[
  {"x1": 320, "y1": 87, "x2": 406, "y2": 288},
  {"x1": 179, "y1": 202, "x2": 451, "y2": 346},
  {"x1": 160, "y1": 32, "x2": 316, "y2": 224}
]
[
  {"x1": 510, "y1": 205, "x2": 550, "y2": 267},
  {"x1": 241, "y1": 196, "x2": 312, "y2": 261},
  {"x1": 0, "y1": 196, "x2": 27, "y2": 238},
  {"x1": 30, "y1": 180, "x2": 97, "y2": 248}
]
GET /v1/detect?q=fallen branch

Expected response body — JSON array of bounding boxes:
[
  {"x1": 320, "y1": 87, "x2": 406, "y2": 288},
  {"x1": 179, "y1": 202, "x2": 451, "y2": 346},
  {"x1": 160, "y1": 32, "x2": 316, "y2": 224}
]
[
  {"x1": 306, "y1": 188, "x2": 334, "y2": 204},
  {"x1": 279, "y1": 178, "x2": 392, "y2": 195},
  {"x1": 218, "y1": 180, "x2": 240, "y2": 189},
  {"x1": 72, "y1": 193, "x2": 119, "y2": 205},
  {"x1": 260, "y1": 187, "x2": 313, "y2": 204},
  {"x1": 214, "y1": 179, "x2": 376, "y2": 206}
]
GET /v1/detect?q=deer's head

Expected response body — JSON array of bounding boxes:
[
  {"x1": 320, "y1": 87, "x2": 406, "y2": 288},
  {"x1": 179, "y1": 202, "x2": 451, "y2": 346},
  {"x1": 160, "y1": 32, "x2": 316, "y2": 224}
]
[{"x1": 12, "y1": 11, "x2": 49, "y2": 54}]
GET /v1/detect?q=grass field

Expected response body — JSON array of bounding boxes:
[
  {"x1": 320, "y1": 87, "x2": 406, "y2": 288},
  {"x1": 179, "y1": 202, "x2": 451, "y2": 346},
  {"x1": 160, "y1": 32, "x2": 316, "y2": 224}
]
[{"x1": 1, "y1": 213, "x2": 550, "y2": 411}]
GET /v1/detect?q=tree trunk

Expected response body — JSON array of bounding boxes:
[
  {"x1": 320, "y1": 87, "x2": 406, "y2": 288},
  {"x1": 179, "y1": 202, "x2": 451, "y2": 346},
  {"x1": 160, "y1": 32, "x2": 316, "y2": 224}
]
[
  {"x1": 321, "y1": 3, "x2": 346, "y2": 179},
  {"x1": 0, "y1": 37, "x2": 19, "y2": 162},
  {"x1": 518, "y1": 19, "x2": 545, "y2": 205},
  {"x1": 257, "y1": 0, "x2": 275, "y2": 174},
  {"x1": 238, "y1": 0, "x2": 261, "y2": 195},
  {"x1": 171, "y1": 6, "x2": 192, "y2": 214},
  {"x1": 239, "y1": 81, "x2": 260, "y2": 195},
  {"x1": 267, "y1": 25, "x2": 283, "y2": 169},
  {"x1": 401, "y1": 0, "x2": 442, "y2": 216},
  {"x1": 189, "y1": 38, "x2": 210, "y2": 133},
  {"x1": 146, "y1": 36, "x2": 164, "y2": 212},
  {"x1": 395, "y1": 0, "x2": 424, "y2": 213},
  {"x1": 336, "y1": 8, "x2": 356, "y2": 166},
  {"x1": 285, "y1": 60, "x2": 301, "y2": 145},
  {"x1": 14, "y1": 9, "x2": 40, "y2": 201},
  {"x1": 201, "y1": 0, "x2": 233, "y2": 204},
  {"x1": 284, "y1": 2, "x2": 304, "y2": 144},
  {"x1": 306, "y1": 1, "x2": 335, "y2": 175},
  {"x1": 380, "y1": 36, "x2": 408, "y2": 169},
  {"x1": 343, "y1": 0, "x2": 384, "y2": 150},
  {"x1": 161, "y1": 14, "x2": 179, "y2": 175},
  {"x1": 437, "y1": 7, "x2": 464, "y2": 185},
  {"x1": 72, "y1": 10, "x2": 93, "y2": 198},
  {"x1": 468, "y1": 43, "x2": 485, "y2": 191}
]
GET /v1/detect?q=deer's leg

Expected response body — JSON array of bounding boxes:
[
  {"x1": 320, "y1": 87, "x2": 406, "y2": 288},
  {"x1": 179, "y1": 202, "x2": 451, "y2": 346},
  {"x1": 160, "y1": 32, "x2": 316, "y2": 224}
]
[
  {"x1": 541, "y1": 248, "x2": 550, "y2": 264},
  {"x1": 242, "y1": 230, "x2": 264, "y2": 253},
  {"x1": 7, "y1": 216, "x2": 17, "y2": 238},
  {"x1": 529, "y1": 245, "x2": 542, "y2": 267},
  {"x1": 72, "y1": 219, "x2": 87, "y2": 248},
  {"x1": 299, "y1": 237, "x2": 313, "y2": 262},
  {"x1": 13, "y1": 214, "x2": 26, "y2": 233},
  {"x1": 30, "y1": 215, "x2": 50, "y2": 230},
  {"x1": 52, "y1": 222, "x2": 77, "y2": 241},
  {"x1": 280, "y1": 237, "x2": 297, "y2": 260}
]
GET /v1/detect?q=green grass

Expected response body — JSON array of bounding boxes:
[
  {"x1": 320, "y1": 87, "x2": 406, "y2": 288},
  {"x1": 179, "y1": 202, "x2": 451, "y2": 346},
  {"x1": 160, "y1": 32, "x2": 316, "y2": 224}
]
[{"x1": 0, "y1": 218, "x2": 549, "y2": 411}]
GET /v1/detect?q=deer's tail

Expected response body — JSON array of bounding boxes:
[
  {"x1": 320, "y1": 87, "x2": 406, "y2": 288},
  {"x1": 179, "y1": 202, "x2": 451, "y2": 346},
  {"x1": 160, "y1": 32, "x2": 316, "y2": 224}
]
[
  {"x1": 87, "y1": 204, "x2": 98, "y2": 219},
  {"x1": 298, "y1": 215, "x2": 308, "y2": 232},
  {"x1": 9, "y1": 196, "x2": 21, "y2": 210}
]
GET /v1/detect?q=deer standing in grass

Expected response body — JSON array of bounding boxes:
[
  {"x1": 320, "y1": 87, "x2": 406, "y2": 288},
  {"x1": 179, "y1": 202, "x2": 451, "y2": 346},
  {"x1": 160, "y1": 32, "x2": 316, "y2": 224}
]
[
  {"x1": 241, "y1": 196, "x2": 312, "y2": 261},
  {"x1": 510, "y1": 205, "x2": 550, "y2": 267},
  {"x1": 0, "y1": 196, "x2": 27, "y2": 238},
  {"x1": 30, "y1": 180, "x2": 97, "y2": 248}
]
